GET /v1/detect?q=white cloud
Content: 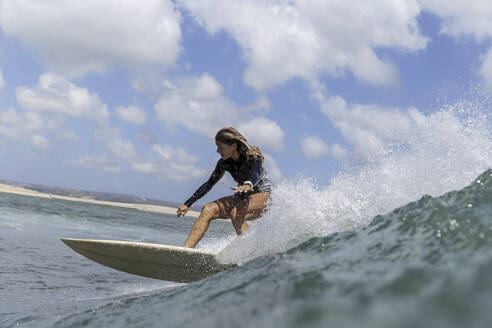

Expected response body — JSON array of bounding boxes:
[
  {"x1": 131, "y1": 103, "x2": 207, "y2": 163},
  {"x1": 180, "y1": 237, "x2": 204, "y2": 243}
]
[
  {"x1": 116, "y1": 105, "x2": 146, "y2": 124},
  {"x1": 320, "y1": 95, "x2": 426, "y2": 159},
  {"x1": 238, "y1": 117, "x2": 285, "y2": 152},
  {"x1": 418, "y1": 1, "x2": 492, "y2": 91},
  {"x1": 0, "y1": 70, "x2": 4, "y2": 89},
  {"x1": 0, "y1": 107, "x2": 76, "y2": 151},
  {"x1": 0, "y1": 108, "x2": 43, "y2": 142},
  {"x1": 154, "y1": 74, "x2": 284, "y2": 152},
  {"x1": 31, "y1": 134, "x2": 48, "y2": 150},
  {"x1": 331, "y1": 143, "x2": 348, "y2": 161},
  {"x1": 0, "y1": 0, "x2": 182, "y2": 78},
  {"x1": 300, "y1": 135, "x2": 330, "y2": 159},
  {"x1": 16, "y1": 73, "x2": 109, "y2": 123},
  {"x1": 131, "y1": 144, "x2": 205, "y2": 181},
  {"x1": 94, "y1": 127, "x2": 137, "y2": 161},
  {"x1": 179, "y1": 0, "x2": 427, "y2": 90},
  {"x1": 137, "y1": 130, "x2": 159, "y2": 145},
  {"x1": 264, "y1": 153, "x2": 283, "y2": 183},
  {"x1": 300, "y1": 135, "x2": 347, "y2": 160},
  {"x1": 154, "y1": 74, "x2": 239, "y2": 136},
  {"x1": 70, "y1": 155, "x2": 122, "y2": 173},
  {"x1": 420, "y1": 1, "x2": 492, "y2": 41},
  {"x1": 70, "y1": 126, "x2": 136, "y2": 172},
  {"x1": 70, "y1": 126, "x2": 205, "y2": 181}
]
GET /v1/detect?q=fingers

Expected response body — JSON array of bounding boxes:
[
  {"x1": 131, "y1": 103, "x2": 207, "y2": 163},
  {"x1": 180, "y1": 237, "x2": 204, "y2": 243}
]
[
  {"x1": 176, "y1": 205, "x2": 189, "y2": 217},
  {"x1": 231, "y1": 185, "x2": 253, "y2": 199},
  {"x1": 231, "y1": 185, "x2": 253, "y2": 192}
]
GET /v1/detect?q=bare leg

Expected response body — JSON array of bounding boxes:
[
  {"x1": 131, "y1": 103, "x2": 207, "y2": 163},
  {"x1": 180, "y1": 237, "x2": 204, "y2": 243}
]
[
  {"x1": 184, "y1": 202, "x2": 222, "y2": 248},
  {"x1": 217, "y1": 192, "x2": 270, "y2": 235},
  {"x1": 184, "y1": 192, "x2": 270, "y2": 248}
]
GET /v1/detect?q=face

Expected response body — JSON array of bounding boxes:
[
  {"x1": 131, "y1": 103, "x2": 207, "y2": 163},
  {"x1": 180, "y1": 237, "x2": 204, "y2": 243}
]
[{"x1": 216, "y1": 141, "x2": 237, "y2": 160}]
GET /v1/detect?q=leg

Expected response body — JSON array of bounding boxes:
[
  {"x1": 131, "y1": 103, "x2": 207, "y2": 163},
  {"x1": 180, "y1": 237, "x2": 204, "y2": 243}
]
[
  {"x1": 216, "y1": 192, "x2": 270, "y2": 235},
  {"x1": 184, "y1": 202, "x2": 224, "y2": 248}
]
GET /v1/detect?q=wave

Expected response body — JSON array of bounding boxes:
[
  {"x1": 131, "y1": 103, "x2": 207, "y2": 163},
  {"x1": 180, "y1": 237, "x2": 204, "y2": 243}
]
[
  {"x1": 219, "y1": 104, "x2": 492, "y2": 264},
  {"x1": 54, "y1": 169, "x2": 492, "y2": 328}
]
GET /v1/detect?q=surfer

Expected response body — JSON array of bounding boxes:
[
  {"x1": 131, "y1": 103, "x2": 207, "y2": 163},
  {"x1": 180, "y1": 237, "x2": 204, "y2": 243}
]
[{"x1": 177, "y1": 127, "x2": 272, "y2": 248}]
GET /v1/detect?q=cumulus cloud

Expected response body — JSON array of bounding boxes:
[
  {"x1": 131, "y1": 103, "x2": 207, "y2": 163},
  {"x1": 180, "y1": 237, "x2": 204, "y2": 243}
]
[
  {"x1": 69, "y1": 126, "x2": 206, "y2": 180},
  {"x1": 320, "y1": 95, "x2": 426, "y2": 159},
  {"x1": 31, "y1": 134, "x2": 49, "y2": 150},
  {"x1": 154, "y1": 74, "x2": 238, "y2": 136},
  {"x1": 131, "y1": 144, "x2": 205, "y2": 181},
  {"x1": 70, "y1": 155, "x2": 122, "y2": 173},
  {"x1": 238, "y1": 117, "x2": 285, "y2": 152},
  {"x1": 300, "y1": 135, "x2": 330, "y2": 159},
  {"x1": 116, "y1": 105, "x2": 146, "y2": 124},
  {"x1": 0, "y1": 107, "x2": 65, "y2": 150},
  {"x1": 300, "y1": 135, "x2": 347, "y2": 160},
  {"x1": 179, "y1": 0, "x2": 427, "y2": 90},
  {"x1": 70, "y1": 126, "x2": 136, "y2": 172},
  {"x1": 94, "y1": 127, "x2": 137, "y2": 161},
  {"x1": 0, "y1": 0, "x2": 182, "y2": 77},
  {"x1": 331, "y1": 143, "x2": 348, "y2": 161},
  {"x1": 154, "y1": 73, "x2": 285, "y2": 151},
  {"x1": 137, "y1": 130, "x2": 159, "y2": 145},
  {"x1": 420, "y1": 1, "x2": 492, "y2": 41},
  {"x1": 263, "y1": 154, "x2": 283, "y2": 183},
  {"x1": 16, "y1": 73, "x2": 109, "y2": 123},
  {"x1": 419, "y1": 1, "x2": 492, "y2": 90},
  {"x1": 0, "y1": 108, "x2": 42, "y2": 141}
]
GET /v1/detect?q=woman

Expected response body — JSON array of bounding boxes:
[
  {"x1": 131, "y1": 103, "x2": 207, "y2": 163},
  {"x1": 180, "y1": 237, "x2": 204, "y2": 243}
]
[{"x1": 177, "y1": 127, "x2": 272, "y2": 248}]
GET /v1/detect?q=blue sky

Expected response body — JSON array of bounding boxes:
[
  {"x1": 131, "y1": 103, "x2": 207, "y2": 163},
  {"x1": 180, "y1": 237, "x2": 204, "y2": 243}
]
[{"x1": 0, "y1": 1, "x2": 491, "y2": 205}]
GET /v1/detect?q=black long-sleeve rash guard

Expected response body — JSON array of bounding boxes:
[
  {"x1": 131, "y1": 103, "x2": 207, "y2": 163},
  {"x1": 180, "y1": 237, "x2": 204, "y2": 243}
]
[{"x1": 184, "y1": 155, "x2": 271, "y2": 207}]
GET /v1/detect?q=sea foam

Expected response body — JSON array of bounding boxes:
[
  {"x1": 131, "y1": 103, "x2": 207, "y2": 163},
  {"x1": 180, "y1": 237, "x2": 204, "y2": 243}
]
[{"x1": 218, "y1": 101, "x2": 492, "y2": 264}]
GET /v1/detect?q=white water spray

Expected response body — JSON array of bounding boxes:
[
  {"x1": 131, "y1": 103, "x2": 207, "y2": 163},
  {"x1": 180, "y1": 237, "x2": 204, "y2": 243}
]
[{"x1": 218, "y1": 103, "x2": 492, "y2": 264}]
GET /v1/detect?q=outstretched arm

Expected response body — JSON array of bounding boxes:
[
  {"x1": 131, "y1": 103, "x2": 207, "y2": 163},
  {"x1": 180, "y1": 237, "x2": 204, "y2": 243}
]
[{"x1": 176, "y1": 161, "x2": 225, "y2": 217}]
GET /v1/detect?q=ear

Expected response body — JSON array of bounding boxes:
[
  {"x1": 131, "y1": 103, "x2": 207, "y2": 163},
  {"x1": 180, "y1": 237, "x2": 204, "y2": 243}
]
[{"x1": 231, "y1": 143, "x2": 238, "y2": 150}]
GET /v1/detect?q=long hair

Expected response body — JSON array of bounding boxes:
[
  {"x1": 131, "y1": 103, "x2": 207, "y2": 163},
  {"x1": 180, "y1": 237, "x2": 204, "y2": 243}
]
[{"x1": 215, "y1": 127, "x2": 264, "y2": 163}]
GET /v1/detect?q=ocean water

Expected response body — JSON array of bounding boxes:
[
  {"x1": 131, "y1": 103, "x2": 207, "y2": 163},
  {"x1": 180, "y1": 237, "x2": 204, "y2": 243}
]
[{"x1": 1, "y1": 105, "x2": 492, "y2": 328}]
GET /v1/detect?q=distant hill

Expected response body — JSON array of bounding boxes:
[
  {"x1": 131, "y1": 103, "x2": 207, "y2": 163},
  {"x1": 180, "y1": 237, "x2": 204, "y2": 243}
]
[{"x1": 0, "y1": 179, "x2": 200, "y2": 211}]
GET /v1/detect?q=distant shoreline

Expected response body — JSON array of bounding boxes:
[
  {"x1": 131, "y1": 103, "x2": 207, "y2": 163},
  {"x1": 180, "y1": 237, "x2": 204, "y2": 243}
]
[{"x1": 0, "y1": 183, "x2": 200, "y2": 218}]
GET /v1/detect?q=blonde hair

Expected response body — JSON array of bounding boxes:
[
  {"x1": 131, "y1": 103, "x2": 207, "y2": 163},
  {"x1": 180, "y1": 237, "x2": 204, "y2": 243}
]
[{"x1": 215, "y1": 127, "x2": 264, "y2": 163}]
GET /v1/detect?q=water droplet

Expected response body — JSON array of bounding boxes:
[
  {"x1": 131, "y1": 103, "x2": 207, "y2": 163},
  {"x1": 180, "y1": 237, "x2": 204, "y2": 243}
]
[
  {"x1": 478, "y1": 233, "x2": 485, "y2": 239},
  {"x1": 436, "y1": 229, "x2": 442, "y2": 238},
  {"x1": 467, "y1": 203, "x2": 473, "y2": 208},
  {"x1": 449, "y1": 219, "x2": 459, "y2": 231}
]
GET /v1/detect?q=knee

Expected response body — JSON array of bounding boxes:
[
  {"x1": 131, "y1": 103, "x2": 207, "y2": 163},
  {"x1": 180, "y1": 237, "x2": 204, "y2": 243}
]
[{"x1": 201, "y1": 202, "x2": 218, "y2": 218}]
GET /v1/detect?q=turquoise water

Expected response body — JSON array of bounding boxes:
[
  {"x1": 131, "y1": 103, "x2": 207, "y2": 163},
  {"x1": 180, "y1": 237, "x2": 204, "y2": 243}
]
[{"x1": 1, "y1": 169, "x2": 491, "y2": 328}]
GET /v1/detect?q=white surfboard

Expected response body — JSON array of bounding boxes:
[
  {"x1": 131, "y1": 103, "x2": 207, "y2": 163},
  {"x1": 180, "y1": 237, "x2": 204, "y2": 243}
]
[{"x1": 61, "y1": 238, "x2": 235, "y2": 283}]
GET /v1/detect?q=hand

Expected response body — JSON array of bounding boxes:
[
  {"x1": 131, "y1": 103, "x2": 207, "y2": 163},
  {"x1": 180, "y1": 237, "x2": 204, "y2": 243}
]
[
  {"x1": 231, "y1": 184, "x2": 253, "y2": 196},
  {"x1": 177, "y1": 204, "x2": 190, "y2": 217}
]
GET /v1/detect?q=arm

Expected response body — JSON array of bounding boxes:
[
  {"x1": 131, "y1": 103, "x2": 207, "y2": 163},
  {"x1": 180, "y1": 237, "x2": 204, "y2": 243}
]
[{"x1": 182, "y1": 161, "x2": 225, "y2": 208}]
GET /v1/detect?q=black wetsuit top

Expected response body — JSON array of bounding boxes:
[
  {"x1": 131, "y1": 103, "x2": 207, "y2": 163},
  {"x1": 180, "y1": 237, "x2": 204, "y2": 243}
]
[{"x1": 184, "y1": 155, "x2": 271, "y2": 207}]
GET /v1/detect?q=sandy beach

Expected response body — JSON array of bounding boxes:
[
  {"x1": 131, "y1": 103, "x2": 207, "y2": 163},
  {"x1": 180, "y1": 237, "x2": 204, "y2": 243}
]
[{"x1": 0, "y1": 183, "x2": 200, "y2": 218}]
